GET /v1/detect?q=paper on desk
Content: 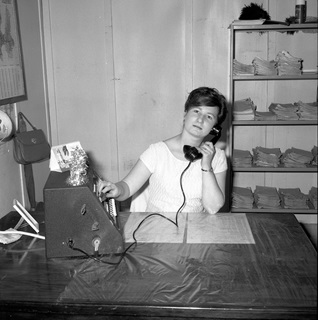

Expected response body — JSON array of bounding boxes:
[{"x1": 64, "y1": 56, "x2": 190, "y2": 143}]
[
  {"x1": 124, "y1": 212, "x2": 186, "y2": 243},
  {"x1": 187, "y1": 213, "x2": 255, "y2": 244},
  {"x1": 0, "y1": 228, "x2": 22, "y2": 244}
]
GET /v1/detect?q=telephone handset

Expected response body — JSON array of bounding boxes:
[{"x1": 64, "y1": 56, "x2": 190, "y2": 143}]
[{"x1": 183, "y1": 125, "x2": 222, "y2": 162}]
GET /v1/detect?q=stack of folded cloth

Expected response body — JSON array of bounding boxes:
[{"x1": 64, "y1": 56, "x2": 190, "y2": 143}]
[
  {"x1": 233, "y1": 59, "x2": 254, "y2": 75},
  {"x1": 281, "y1": 147, "x2": 313, "y2": 167},
  {"x1": 296, "y1": 101, "x2": 318, "y2": 120},
  {"x1": 232, "y1": 186, "x2": 254, "y2": 209},
  {"x1": 254, "y1": 110, "x2": 278, "y2": 121},
  {"x1": 252, "y1": 57, "x2": 277, "y2": 76},
  {"x1": 253, "y1": 147, "x2": 282, "y2": 167},
  {"x1": 254, "y1": 185, "x2": 281, "y2": 209},
  {"x1": 279, "y1": 188, "x2": 309, "y2": 209},
  {"x1": 233, "y1": 98, "x2": 256, "y2": 120},
  {"x1": 232, "y1": 149, "x2": 253, "y2": 167},
  {"x1": 311, "y1": 146, "x2": 317, "y2": 166},
  {"x1": 309, "y1": 187, "x2": 317, "y2": 209},
  {"x1": 275, "y1": 51, "x2": 303, "y2": 76},
  {"x1": 268, "y1": 102, "x2": 299, "y2": 120}
]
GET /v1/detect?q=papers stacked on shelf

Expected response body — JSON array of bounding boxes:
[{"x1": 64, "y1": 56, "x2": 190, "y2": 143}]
[
  {"x1": 252, "y1": 146, "x2": 282, "y2": 167},
  {"x1": 232, "y1": 186, "x2": 254, "y2": 209},
  {"x1": 296, "y1": 101, "x2": 318, "y2": 120},
  {"x1": 232, "y1": 186, "x2": 317, "y2": 210},
  {"x1": 252, "y1": 57, "x2": 277, "y2": 75},
  {"x1": 233, "y1": 98, "x2": 256, "y2": 120},
  {"x1": 275, "y1": 51, "x2": 303, "y2": 76},
  {"x1": 234, "y1": 50, "x2": 304, "y2": 76},
  {"x1": 233, "y1": 59, "x2": 254, "y2": 75},
  {"x1": 269, "y1": 103, "x2": 299, "y2": 120},
  {"x1": 232, "y1": 149, "x2": 253, "y2": 167},
  {"x1": 254, "y1": 110, "x2": 278, "y2": 121},
  {"x1": 254, "y1": 186, "x2": 281, "y2": 209},
  {"x1": 281, "y1": 147, "x2": 314, "y2": 167},
  {"x1": 309, "y1": 187, "x2": 317, "y2": 209},
  {"x1": 279, "y1": 188, "x2": 309, "y2": 209}
]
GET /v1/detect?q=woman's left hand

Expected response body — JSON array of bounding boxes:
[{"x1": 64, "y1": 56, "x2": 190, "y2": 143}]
[{"x1": 198, "y1": 141, "x2": 215, "y2": 169}]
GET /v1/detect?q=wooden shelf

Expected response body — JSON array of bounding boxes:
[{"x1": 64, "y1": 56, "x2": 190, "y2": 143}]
[
  {"x1": 230, "y1": 22, "x2": 318, "y2": 32},
  {"x1": 232, "y1": 166, "x2": 317, "y2": 172},
  {"x1": 233, "y1": 72, "x2": 318, "y2": 81},
  {"x1": 232, "y1": 120, "x2": 318, "y2": 126},
  {"x1": 231, "y1": 208, "x2": 317, "y2": 214},
  {"x1": 229, "y1": 22, "x2": 317, "y2": 217}
]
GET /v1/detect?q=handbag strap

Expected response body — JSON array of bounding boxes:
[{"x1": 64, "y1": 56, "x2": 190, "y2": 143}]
[{"x1": 18, "y1": 112, "x2": 37, "y2": 131}]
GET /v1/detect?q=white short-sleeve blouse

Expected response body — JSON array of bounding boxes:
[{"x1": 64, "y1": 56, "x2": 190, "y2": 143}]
[{"x1": 139, "y1": 141, "x2": 227, "y2": 213}]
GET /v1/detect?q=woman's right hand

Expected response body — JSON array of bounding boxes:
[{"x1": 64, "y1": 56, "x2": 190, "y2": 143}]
[{"x1": 97, "y1": 180, "x2": 120, "y2": 199}]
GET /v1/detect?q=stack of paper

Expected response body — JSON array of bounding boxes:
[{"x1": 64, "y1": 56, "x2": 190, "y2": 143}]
[
  {"x1": 268, "y1": 103, "x2": 299, "y2": 120},
  {"x1": 281, "y1": 147, "x2": 313, "y2": 167},
  {"x1": 254, "y1": 186, "x2": 281, "y2": 209},
  {"x1": 309, "y1": 187, "x2": 317, "y2": 209},
  {"x1": 253, "y1": 147, "x2": 282, "y2": 167},
  {"x1": 296, "y1": 101, "x2": 318, "y2": 120},
  {"x1": 254, "y1": 110, "x2": 278, "y2": 121},
  {"x1": 232, "y1": 186, "x2": 254, "y2": 209},
  {"x1": 233, "y1": 59, "x2": 254, "y2": 75},
  {"x1": 252, "y1": 57, "x2": 277, "y2": 76},
  {"x1": 275, "y1": 51, "x2": 303, "y2": 76},
  {"x1": 279, "y1": 188, "x2": 309, "y2": 209},
  {"x1": 232, "y1": 149, "x2": 253, "y2": 167},
  {"x1": 233, "y1": 98, "x2": 256, "y2": 120}
]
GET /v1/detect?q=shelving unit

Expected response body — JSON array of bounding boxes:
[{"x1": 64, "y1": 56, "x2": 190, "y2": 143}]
[{"x1": 229, "y1": 23, "x2": 318, "y2": 215}]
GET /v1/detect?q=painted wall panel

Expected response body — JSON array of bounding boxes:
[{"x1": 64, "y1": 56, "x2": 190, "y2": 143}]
[
  {"x1": 112, "y1": 0, "x2": 188, "y2": 178},
  {"x1": 43, "y1": 0, "x2": 117, "y2": 180}
]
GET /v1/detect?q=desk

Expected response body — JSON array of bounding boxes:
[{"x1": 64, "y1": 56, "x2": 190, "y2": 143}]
[{"x1": 0, "y1": 207, "x2": 317, "y2": 319}]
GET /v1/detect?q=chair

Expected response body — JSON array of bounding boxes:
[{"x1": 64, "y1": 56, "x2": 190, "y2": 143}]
[{"x1": 130, "y1": 181, "x2": 149, "y2": 212}]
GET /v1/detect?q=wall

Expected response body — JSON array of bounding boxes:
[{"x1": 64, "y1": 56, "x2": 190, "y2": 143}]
[{"x1": 0, "y1": 0, "x2": 49, "y2": 218}]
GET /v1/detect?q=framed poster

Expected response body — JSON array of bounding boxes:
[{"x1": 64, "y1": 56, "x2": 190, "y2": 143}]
[{"x1": 0, "y1": 0, "x2": 27, "y2": 105}]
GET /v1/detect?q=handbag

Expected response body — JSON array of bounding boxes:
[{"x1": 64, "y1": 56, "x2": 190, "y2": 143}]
[{"x1": 13, "y1": 112, "x2": 51, "y2": 165}]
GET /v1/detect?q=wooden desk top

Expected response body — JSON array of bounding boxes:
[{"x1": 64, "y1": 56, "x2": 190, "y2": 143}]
[{"x1": 0, "y1": 207, "x2": 317, "y2": 319}]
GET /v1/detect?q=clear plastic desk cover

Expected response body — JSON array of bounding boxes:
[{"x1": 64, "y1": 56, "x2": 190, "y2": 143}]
[{"x1": 58, "y1": 212, "x2": 317, "y2": 308}]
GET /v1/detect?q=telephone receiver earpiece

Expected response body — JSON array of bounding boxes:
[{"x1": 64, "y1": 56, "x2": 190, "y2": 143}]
[
  {"x1": 183, "y1": 125, "x2": 222, "y2": 162},
  {"x1": 209, "y1": 125, "x2": 222, "y2": 145}
]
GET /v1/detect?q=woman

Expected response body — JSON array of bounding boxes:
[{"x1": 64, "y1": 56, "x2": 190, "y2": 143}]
[{"x1": 98, "y1": 87, "x2": 228, "y2": 214}]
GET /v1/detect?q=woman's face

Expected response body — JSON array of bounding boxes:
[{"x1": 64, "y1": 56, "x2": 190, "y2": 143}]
[{"x1": 184, "y1": 106, "x2": 219, "y2": 138}]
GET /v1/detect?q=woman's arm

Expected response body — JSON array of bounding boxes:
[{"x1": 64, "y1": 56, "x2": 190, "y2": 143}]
[
  {"x1": 97, "y1": 159, "x2": 151, "y2": 201},
  {"x1": 201, "y1": 169, "x2": 226, "y2": 214},
  {"x1": 198, "y1": 141, "x2": 227, "y2": 214}
]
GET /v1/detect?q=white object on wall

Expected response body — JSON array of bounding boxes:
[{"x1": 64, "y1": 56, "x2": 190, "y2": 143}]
[{"x1": 0, "y1": 110, "x2": 13, "y2": 142}]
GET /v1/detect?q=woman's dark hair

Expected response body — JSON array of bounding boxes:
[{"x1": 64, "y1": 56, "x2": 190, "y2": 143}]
[{"x1": 184, "y1": 87, "x2": 228, "y2": 125}]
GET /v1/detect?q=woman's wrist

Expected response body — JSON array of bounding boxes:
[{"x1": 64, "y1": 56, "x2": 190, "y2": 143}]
[
  {"x1": 201, "y1": 167, "x2": 213, "y2": 172},
  {"x1": 115, "y1": 181, "x2": 130, "y2": 201}
]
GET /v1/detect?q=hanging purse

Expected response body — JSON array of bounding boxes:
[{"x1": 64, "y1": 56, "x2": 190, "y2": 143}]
[{"x1": 13, "y1": 112, "x2": 51, "y2": 165}]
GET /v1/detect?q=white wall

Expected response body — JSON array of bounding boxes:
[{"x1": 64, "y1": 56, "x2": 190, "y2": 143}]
[{"x1": 42, "y1": 0, "x2": 238, "y2": 210}]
